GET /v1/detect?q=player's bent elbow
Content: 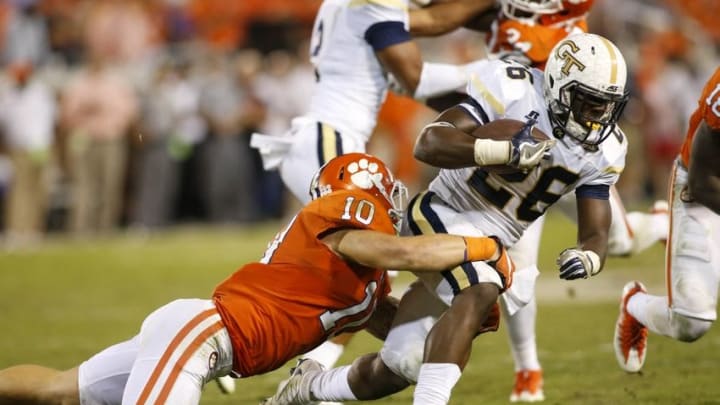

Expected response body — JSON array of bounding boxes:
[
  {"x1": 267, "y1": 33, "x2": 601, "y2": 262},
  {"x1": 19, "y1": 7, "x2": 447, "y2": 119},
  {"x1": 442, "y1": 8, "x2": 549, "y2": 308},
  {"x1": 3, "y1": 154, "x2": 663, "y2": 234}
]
[{"x1": 413, "y1": 131, "x2": 435, "y2": 164}]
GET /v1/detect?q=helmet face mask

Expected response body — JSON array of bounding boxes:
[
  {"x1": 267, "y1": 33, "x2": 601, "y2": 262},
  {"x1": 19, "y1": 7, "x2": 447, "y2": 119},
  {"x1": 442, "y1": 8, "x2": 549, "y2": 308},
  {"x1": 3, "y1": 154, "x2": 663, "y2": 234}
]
[
  {"x1": 544, "y1": 33, "x2": 630, "y2": 148},
  {"x1": 500, "y1": 0, "x2": 563, "y2": 23},
  {"x1": 309, "y1": 153, "x2": 408, "y2": 230}
]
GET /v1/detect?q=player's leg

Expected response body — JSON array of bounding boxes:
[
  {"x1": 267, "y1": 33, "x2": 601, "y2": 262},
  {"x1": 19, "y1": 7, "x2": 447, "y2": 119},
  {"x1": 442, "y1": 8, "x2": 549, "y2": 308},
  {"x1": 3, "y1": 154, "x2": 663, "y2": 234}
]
[
  {"x1": 504, "y1": 216, "x2": 544, "y2": 403},
  {"x1": 615, "y1": 163, "x2": 720, "y2": 372},
  {"x1": 414, "y1": 282, "x2": 499, "y2": 405},
  {"x1": 399, "y1": 191, "x2": 508, "y2": 405},
  {"x1": 0, "y1": 365, "x2": 79, "y2": 405},
  {"x1": 0, "y1": 334, "x2": 140, "y2": 405},
  {"x1": 121, "y1": 299, "x2": 234, "y2": 405}
]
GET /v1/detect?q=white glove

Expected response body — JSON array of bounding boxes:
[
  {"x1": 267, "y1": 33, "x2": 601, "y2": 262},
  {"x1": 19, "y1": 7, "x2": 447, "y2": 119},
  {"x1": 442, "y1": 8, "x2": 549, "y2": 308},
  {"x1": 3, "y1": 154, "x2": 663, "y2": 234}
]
[
  {"x1": 557, "y1": 248, "x2": 601, "y2": 280},
  {"x1": 509, "y1": 118, "x2": 555, "y2": 171}
]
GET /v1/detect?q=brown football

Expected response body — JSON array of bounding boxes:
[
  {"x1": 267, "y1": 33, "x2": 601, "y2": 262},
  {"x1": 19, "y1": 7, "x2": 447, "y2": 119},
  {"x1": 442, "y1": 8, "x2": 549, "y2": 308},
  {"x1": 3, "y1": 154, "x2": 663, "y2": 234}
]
[{"x1": 470, "y1": 118, "x2": 550, "y2": 174}]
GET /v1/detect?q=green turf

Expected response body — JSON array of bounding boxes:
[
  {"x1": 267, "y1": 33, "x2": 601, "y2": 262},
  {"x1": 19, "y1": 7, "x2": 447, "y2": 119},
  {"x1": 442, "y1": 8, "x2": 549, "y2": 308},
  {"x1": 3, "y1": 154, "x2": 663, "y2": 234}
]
[{"x1": 1, "y1": 214, "x2": 718, "y2": 404}]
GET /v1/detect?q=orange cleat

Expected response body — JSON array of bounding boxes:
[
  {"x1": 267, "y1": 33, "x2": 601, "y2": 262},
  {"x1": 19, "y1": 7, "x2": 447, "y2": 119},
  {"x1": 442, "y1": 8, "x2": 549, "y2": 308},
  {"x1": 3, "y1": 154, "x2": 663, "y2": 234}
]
[
  {"x1": 510, "y1": 369, "x2": 544, "y2": 402},
  {"x1": 613, "y1": 281, "x2": 648, "y2": 373}
]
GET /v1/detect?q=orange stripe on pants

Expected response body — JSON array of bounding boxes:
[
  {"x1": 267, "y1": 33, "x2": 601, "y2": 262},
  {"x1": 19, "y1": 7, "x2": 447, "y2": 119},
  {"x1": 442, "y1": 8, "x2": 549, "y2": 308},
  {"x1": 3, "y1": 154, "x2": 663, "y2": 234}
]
[
  {"x1": 153, "y1": 320, "x2": 225, "y2": 404},
  {"x1": 665, "y1": 162, "x2": 679, "y2": 307},
  {"x1": 136, "y1": 308, "x2": 218, "y2": 404}
]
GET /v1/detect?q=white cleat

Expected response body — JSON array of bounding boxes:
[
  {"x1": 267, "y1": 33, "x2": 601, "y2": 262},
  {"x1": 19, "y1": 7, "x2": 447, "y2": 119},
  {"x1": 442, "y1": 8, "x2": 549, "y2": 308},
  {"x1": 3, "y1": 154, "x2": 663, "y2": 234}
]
[
  {"x1": 215, "y1": 375, "x2": 236, "y2": 394},
  {"x1": 614, "y1": 281, "x2": 648, "y2": 373},
  {"x1": 261, "y1": 358, "x2": 324, "y2": 405}
]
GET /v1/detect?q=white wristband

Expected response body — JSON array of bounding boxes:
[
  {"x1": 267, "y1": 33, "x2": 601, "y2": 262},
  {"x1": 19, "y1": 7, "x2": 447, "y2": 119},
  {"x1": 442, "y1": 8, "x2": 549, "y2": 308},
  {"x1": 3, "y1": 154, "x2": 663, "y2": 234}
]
[
  {"x1": 473, "y1": 138, "x2": 512, "y2": 166},
  {"x1": 585, "y1": 250, "x2": 602, "y2": 276}
]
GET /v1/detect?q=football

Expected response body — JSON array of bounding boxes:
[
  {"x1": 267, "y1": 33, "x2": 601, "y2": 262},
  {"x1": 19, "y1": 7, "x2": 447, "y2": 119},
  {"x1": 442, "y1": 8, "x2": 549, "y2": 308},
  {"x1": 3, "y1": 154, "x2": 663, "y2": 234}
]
[{"x1": 470, "y1": 118, "x2": 551, "y2": 174}]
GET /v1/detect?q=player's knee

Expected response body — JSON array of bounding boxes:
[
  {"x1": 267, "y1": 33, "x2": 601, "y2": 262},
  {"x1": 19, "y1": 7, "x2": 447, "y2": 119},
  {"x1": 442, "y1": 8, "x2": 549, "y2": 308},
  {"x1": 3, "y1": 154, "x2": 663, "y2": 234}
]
[
  {"x1": 379, "y1": 339, "x2": 423, "y2": 384},
  {"x1": 453, "y1": 283, "x2": 499, "y2": 331},
  {"x1": 671, "y1": 312, "x2": 713, "y2": 342},
  {"x1": 348, "y1": 354, "x2": 409, "y2": 400},
  {"x1": 378, "y1": 315, "x2": 435, "y2": 384}
]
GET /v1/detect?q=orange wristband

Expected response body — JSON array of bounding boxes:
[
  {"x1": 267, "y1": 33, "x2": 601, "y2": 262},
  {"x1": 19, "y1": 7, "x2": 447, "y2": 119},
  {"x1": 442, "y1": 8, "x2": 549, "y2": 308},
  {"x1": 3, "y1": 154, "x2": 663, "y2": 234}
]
[{"x1": 463, "y1": 237, "x2": 499, "y2": 262}]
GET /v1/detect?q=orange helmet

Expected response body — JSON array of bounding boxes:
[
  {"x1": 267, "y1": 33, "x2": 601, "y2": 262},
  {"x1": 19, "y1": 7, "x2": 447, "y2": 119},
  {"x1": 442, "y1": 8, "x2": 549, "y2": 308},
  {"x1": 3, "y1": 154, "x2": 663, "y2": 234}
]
[{"x1": 310, "y1": 153, "x2": 408, "y2": 227}]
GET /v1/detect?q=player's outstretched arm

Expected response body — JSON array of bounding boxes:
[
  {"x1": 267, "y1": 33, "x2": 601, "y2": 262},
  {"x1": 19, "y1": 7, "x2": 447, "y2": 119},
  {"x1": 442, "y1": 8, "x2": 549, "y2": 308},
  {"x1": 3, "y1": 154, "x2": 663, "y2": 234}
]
[
  {"x1": 409, "y1": 0, "x2": 495, "y2": 37},
  {"x1": 375, "y1": 40, "x2": 475, "y2": 99},
  {"x1": 321, "y1": 228, "x2": 507, "y2": 273},
  {"x1": 557, "y1": 195, "x2": 611, "y2": 280},
  {"x1": 688, "y1": 121, "x2": 720, "y2": 214}
]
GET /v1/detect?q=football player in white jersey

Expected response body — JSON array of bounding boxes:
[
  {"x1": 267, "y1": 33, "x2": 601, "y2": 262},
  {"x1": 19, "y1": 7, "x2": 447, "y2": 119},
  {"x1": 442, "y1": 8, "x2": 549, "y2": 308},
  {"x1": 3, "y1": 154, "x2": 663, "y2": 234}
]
[
  {"x1": 251, "y1": 0, "x2": 496, "y2": 203},
  {"x1": 425, "y1": 1, "x2": 668, "y2": 400},
  {"x1": 614, "y1": 67, "x2": 720, "y2": 374},
  {"x1": 262, "y1": 32, "x2": 629, "y2": 405}
]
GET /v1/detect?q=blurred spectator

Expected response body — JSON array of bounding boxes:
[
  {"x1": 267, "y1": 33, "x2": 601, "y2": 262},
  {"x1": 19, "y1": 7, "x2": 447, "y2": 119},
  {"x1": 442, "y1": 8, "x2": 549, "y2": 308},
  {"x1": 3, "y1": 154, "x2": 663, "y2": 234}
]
[
  {"x1": 38, "y1": 0, "x2": 85, "y2": 66},
  {"x1": 83, "y1": 0, "x2": 159, "y2": 64},
  {"x1": 131, "y1": 56, "x2": 204, "y2": 229},
  {"x1": 60, "y1": 55, "x2": 138, "y2": 234},
  {"x1": 197, "y1": 51, "x2": 262, "y2": 223},
  {"x1": 636, "y1": 31, "x2": 699, "y2": 199},
  {"x1": 0, "y1": 61, "x2": 56, "y2": 247},
  {"x1": 1, "y1": 1, "x2": 50, "y2": 66}
]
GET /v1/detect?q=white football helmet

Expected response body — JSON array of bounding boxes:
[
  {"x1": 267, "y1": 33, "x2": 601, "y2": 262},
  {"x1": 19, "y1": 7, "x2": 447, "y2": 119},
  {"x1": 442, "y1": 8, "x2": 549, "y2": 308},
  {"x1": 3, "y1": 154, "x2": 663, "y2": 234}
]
[
  {"x1": 500, "y1": 0, "x2": 563, "y2": 23},
  {"x1": 544, "y1": 33, "x2": 629, "y2": 147}
]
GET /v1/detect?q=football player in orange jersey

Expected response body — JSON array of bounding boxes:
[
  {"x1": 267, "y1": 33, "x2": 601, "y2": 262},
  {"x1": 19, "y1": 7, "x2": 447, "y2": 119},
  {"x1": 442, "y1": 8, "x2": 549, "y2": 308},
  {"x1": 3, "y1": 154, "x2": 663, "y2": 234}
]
[
  {"x1": 0, "y1": 153, "x2": 513, "y2": 405},
  {"x1": 487, "y1": 0, "x2": 593, "y2": 69},
  {"x1": 614, "y1": 67, "x2": 720, "y2": 373}
]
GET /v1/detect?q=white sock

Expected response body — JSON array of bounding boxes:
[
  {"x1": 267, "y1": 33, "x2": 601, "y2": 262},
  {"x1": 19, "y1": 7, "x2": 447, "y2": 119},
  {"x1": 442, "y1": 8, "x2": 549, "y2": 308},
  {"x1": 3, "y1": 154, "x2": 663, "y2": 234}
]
[
  {"x1": 627, "y1": 292, "x2": 673, "y2": 336},
  {"x1": 303, "y1": 341, "x2": 345, "y2": 370},
  {"x1": 309, "y1": 365, "x2": 357, "y2": 401},
  {"x1": 506, "y1": 298, "x2": 542, "y2": 371},
  {"x1": 413, "y1": 363, "x2": 462, "y2": 405}
]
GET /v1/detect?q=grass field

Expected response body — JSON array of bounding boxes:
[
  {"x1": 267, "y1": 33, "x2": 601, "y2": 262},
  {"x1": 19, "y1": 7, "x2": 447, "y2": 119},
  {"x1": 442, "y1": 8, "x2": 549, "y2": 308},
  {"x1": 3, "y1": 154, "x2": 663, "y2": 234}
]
[{"x1": 1, "y1": 213, "x2": 719, "y2": 404}]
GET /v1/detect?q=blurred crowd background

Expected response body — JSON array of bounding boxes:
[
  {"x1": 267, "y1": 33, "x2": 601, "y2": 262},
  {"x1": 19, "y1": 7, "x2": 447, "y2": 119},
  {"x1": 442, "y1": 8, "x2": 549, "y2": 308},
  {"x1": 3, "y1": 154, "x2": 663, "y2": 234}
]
[{"x1": 0, "y1": 0, "x2": 717, "y2": 248}]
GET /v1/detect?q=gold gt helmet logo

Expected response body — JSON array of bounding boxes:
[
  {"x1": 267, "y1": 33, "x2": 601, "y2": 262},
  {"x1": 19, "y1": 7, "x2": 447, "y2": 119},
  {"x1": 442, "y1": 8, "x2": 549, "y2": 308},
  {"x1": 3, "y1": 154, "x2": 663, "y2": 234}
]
[{"x1": 555, "y1": 40, "x2": 586, "y2": 76}]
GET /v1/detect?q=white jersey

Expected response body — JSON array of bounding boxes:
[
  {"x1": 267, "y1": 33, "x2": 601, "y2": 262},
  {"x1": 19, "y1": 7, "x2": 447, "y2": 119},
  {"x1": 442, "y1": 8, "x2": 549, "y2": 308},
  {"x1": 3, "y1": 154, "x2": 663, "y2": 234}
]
[
  {"x1": 429, "y1": 59, "x2": 627, "y2": 245},
  {"x1": 308, "y1": 0, "x2": 409, "y2": 141}
]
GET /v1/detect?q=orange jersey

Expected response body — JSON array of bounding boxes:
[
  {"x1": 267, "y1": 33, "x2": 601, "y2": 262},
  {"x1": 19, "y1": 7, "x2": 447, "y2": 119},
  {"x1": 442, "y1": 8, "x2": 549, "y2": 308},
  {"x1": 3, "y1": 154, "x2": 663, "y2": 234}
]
[
  {"x1": 488, "y1": 0, "x2": 593, "y2": 69},
  {"x1": 680, "y1": 67, "x2": 720, "y2": 167},
  {"x1": 212, "y1": 190, "x2": 394, "y2": 377}
]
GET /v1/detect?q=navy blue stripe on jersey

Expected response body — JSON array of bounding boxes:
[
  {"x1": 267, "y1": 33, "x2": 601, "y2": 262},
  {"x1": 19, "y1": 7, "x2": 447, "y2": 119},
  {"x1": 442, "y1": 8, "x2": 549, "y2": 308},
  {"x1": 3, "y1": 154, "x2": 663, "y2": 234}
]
[
  {"x1": 418, "y1": 192, "x2": 447, "y2": 233},
  {"x1": 316, "y1": 123, "x2": 343, "y2": 166},
  {"x1": 335, "y1": 129, "x2": 343, "y2": 156},
  {"x1": 458, "y1": 97, "x2": 490, "y2": 124},
  {"x1": 364, "y1": 21, "x2": 411, "y2": 51},
  {"x1": 575, "y1": 184, "x2": 610, "y2": 200},
  {"x1": 460, "y1": 262, "x2": 479, "y2": 285},
  {"x1": 406, "y1": 193, "x2": 423, "y2": 236},
  {"x1": 316, "y1": 122, "x2": 324, "y2": 167}
]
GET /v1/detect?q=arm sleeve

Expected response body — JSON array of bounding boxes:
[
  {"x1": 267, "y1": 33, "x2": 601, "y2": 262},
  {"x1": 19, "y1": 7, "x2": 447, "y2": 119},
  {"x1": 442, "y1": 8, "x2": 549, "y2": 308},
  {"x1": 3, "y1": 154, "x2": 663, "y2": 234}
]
[
  {"x1": 349, "y1": 1, "x2": 410, "y2": 50},
  {"x1": 575, "y1": 184, "x2": 610, "y2": 200},
  {"x1": 365, "y1": 21, "x2": 411, "y2": 51}
]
